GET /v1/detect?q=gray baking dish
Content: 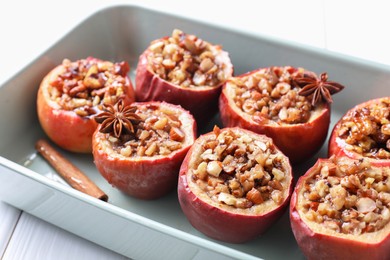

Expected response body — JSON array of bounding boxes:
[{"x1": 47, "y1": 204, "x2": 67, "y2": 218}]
[{"x1": 0, "y1": 4, "x2": 389, "y2": 260}]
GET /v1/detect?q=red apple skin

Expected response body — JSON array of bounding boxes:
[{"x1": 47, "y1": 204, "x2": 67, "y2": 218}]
[
  {"x1": 37, "y1": 59, "x2": 135, "y2": 153},
  {"x1": 290, "y1": 158, "x2": 390, "y2": 260},
  {"x1": 92, "y1": 101, "x2": 197, "y2": 200},
  {"x1": 219, "y1": 79, "x2": 331, "y2": 164},
  {"x1": 135, "y1": 47, "x2": 233, "y2": 125},
  {"x1": 328, "y1": 97, "x2": 390, "y2": 167},
  {"x1": 177, "y1": 127, "x2": 293, "y2": 243}
]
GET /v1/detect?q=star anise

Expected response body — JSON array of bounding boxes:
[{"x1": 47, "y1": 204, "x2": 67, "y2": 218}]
[
  {"x1": 294, "y1": 72, "x2": 345, "y2": 106},
  {"x1": 94, "y1": 99, "x2": 142, "y2": 138}
]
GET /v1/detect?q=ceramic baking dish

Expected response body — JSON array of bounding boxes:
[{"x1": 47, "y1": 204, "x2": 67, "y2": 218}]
[{"x1": 0, "y1": 4, "x2": 389, "y2": 260}]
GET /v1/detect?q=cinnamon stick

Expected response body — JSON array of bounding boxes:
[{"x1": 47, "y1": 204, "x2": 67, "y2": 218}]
[{"x1": 35, "y1": 139, "x2": 108, "y2": 202}]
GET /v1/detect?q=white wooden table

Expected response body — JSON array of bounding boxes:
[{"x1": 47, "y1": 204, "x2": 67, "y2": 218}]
[{"x1": 1, "y1": 0, "x2": 390, "y2": 259}]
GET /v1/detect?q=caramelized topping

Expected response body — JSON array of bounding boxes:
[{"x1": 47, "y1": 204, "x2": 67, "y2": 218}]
[
  {"x1": 229, "y1": 67, "x2": 345, "y2": 125},
  {"x1": 192, "y1": 126, "x2": 289, "y2": 209},
  {"x1": 95, "y1": 99, "x2": 141, "y2": 138},
  {"x1": 98, "y1": 103, "x2": 186, "y2": 157},
  {"x1": 337, "y1": 98, "x2": 390, "y2": 159},
  {"x1": 48, "y1": 58, "x2": 130, "y2": 117},
  {"x1": 147, "y1": 29, "x2": 230, "y2": 88},
  {"x1": 300, "y1": 157, "x2": 390, "y2": 235},
  {"x1": 230, "y1": 67, "x2": 313, "y2": 124},
  {"x1": 295, "y1": 72, "x2": 345, "y2": 106}
]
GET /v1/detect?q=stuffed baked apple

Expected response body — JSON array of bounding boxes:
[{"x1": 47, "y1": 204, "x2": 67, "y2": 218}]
[
  {"x1": 37, "y1": 57, "x2": 135, "y2": 153},
  {"x1": 92, "y1": 99, "x2": 196, "y2": 199},
  {"x1": 219, "y1": 66, "x2": 345, "y2": 164},
  {"x1": 290, "y1": 156, "x2": 390, "y2": 260},
  {"x1": 329, "y1": 97, "x2": 390, "y2": 166},
  {"x1": 135, "y1": 29, "x2": 233, "y2": 124},
  {"x1": 178, "y1": 126, "x2": 293, "y2": 243}
]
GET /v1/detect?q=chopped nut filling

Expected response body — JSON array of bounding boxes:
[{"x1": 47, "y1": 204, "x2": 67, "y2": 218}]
[
  {"x1": 228, "y1": 66, "x2": 315, "y2": 124},
  {"x1": 300, "y1": 157, "x2": 390, "y2": 235},
  {"x1": 48, "y1": 58, "x2": 130, "y2": 117},
  {"x1": 191, "y1": 127, "x2": 289, "y2": 209},
  {"x1": 106, "y1": 104, "x2": 185, "y2": 157},
  {"x1": 337, "y1": 98, "x2": 390, "y2": 159},
  {"x1": 147, "y1": 29, "x2": 229, "y2": 88}
]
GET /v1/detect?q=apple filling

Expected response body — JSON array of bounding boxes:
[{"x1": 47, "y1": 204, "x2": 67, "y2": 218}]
[
  {"x1": 227, "y1": 66, "x2": 316, "y2": 124},
  {"x1": 191, "y1": 127, "x2": 290, "y2": 210},
  {"x1": 299, "y1": 156, "x2": 390, "y2": 235},
  {"x1": 48, "y1": 58, "x2": 130, "y2": 117},
  {"x1": 336, "y1": 98, "x2": 390, "y2": 159},
  {"x1": 146, "y1": 29, "x2": 230, "y2": 88},
  {"x1": 105, "y1": 104, "x2": 186, "y2": 157}
]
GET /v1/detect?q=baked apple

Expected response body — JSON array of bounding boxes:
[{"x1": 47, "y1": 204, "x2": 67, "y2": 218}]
[
  {"x1": 219, "y1": 66, "x2": 345, "y2": 164},
  {"x1": 135, "y1": 29, "x2": 233, "y2": 125},
  {"x1": 290, "y1": 156, "x2": 390, "y2": 260},
  {"x1": 92, "y1": 99, "x2": 196, "y2": 200},
  {"x1": 178, "y1": 126, "x2": 293, "y2": 243},
  {"x1": 329, "y1": 97, "x2": 390, "y2": 166},
  {"x1": 37, "y1": 57, "x2": 135, "y2": 153}
]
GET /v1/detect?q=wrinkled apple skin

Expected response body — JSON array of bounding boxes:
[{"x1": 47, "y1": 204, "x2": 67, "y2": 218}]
[
  {"x1": 135, "y1": 48, "x2": 233, "y2": 125},
  {"x1": 177, "y1": 128, "x2": 293, "y2": 243},
  {"x1": 290, "y1": 158, "x2": 390, "y2": 260},
  {"x1": 328, "y1": 97, "x2": 390, "y2": 167},
  {"x1": 93, "y1": 101, "x2": 197, "y2": 200},
  {"x1": 219, "y1": 81, "x2": 330, "y2": 164},
  {"x1": 37, "y1": 60, "x2": 135, "y2": 153}
]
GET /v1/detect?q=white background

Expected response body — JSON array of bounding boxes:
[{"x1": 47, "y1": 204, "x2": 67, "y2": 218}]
[{"x1": 1, "y1": 0, "x2": 390, "y2": 259}]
